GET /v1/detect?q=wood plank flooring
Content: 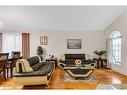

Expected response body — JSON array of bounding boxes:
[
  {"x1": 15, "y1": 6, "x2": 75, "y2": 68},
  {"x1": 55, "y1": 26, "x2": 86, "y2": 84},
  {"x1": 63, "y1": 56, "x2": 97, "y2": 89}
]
[{"x1": 1, "y1": 67, "x2": 127, "y2": 90}]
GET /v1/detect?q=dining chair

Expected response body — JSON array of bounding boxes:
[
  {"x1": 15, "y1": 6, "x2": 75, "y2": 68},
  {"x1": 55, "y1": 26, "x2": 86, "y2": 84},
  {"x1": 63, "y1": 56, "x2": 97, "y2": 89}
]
[
  {"x1": 0, "y1": 53, "x2": 9, "y2": 60},
  {"x1": 11, "y1": 51, "x2": 21, "y2": 73},
  {"x1": 0, "y1": 53, "x2": 9, "y2": 80},
  {"x1": 5, "y1": 51, "x2": 21, "y2": 78},
  {"x1": 11, "y1": 51, "x2": 21, "y2": 59}
]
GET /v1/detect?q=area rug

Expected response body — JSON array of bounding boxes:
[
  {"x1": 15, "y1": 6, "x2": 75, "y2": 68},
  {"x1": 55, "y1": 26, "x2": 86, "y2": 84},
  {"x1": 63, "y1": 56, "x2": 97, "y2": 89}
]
[
  {"x1": 96, "y1": 84, "x2": 127, "y2": 90},
  {"x1": 64, "y1": 74, "x2": 96, "y2": 82}
]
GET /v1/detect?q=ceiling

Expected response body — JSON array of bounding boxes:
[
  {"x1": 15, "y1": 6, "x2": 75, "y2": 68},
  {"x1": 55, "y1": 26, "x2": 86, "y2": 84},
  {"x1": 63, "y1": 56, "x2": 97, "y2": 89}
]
[{"x1": 0, "y1": 6, "x2": 127, "y2": 32}]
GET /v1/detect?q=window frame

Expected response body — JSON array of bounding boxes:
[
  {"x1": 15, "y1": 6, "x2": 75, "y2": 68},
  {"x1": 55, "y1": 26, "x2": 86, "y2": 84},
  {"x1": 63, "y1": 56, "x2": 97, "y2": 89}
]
[{"x1": 110, "y1": 31, "x2": 122, "y2": 65}]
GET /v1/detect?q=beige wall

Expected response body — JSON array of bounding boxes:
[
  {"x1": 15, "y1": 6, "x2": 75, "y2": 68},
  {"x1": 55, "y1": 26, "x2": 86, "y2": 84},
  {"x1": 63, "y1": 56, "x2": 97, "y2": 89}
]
[
  {"x1": 30, "y1": 31, "x2": 105, "y2": 60},
  {"x1": 0, "y1": 30, "x2": 105, "y2": 60},
  {"x1": 104, "y1": 10, "x2": 127, "y2": 75}
]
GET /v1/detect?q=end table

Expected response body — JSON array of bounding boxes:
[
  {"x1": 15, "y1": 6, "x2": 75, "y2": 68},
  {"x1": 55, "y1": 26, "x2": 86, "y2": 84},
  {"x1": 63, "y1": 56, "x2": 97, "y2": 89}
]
[
  {"x1": 93, "y1": 58, "x2": 107, "y2": 69},
  {"x1": 46, "y1": 58, "x2": 58, "y2": 69}
]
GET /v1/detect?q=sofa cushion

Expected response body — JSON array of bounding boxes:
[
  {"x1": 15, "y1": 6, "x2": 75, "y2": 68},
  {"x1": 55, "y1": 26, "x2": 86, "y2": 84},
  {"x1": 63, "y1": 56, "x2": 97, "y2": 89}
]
[
  {"x1": 27, "y1": 56, "x2": 39, "y2": 66},
  {"x1": 31, "y1": 62, "x2": 43, "y2": 71},
  {"x1": 39, "y1": 62, "x2": 54, "y2": 71}
]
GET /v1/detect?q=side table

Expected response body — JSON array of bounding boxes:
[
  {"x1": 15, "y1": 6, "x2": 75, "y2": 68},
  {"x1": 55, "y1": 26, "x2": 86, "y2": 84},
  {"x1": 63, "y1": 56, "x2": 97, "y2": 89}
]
[
  {"x1": 46, "y1": 58, "x2": 58, "y2": 69},
  {"x1": 93, "y1": 58, "x2": 107, "y2": 69}
]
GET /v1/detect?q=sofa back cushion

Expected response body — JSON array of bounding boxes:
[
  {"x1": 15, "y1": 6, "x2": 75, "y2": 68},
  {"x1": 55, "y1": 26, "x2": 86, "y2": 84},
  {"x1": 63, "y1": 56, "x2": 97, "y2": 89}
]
[
  {"x1": 27, "y1": 56, "x2": 39, "y2": 66},
  {"x1": 31, "y1": 62, "x2": 43, "y2": 71},
  {"x1": 65, "y1": 54, "x2": 86, "y2": 60}
]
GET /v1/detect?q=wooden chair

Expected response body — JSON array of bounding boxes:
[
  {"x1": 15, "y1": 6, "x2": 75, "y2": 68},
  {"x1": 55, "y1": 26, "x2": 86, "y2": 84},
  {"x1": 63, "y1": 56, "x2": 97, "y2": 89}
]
[
  {"x1": 0, "y1": 53, "x2": 9, "y2": 80},
  {"x1": 0, "y1": 53, "x2": 9, "y2": 60},
  {"x1": 5, "y1": 51, "x2": 21, "y2": 78}
]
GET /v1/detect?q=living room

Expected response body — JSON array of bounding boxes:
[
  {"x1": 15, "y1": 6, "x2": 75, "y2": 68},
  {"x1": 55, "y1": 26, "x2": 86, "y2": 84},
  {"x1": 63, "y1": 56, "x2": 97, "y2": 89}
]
[{"x1": 1, "y1": 5, "x2": 127, "y2": 91}]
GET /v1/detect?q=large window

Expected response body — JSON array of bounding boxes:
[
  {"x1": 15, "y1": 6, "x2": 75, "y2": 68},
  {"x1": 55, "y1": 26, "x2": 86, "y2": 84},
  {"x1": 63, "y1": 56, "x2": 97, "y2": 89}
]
[
  {"x1": 110, "y1": 31, "x2": 121, "y2": 64},
  {"x1": 2, "y1": 32, "x2": 22, "y2": 56}
]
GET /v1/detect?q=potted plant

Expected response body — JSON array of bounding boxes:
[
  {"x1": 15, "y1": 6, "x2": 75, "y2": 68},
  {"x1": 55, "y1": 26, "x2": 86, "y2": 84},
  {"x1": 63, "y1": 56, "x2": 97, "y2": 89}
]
[
  {"x1": 37, "y1": 46, "x2": 43, "y2": 61},
  {"x1": 94, "y1": 50, "x2": 106, "y2": 59}
]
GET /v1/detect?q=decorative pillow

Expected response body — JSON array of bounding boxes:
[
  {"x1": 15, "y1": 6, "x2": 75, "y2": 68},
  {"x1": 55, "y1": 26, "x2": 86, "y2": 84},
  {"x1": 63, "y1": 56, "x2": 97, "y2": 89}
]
[{"x1": 75, "y1": 59, "x2": 81, "y2": 66}]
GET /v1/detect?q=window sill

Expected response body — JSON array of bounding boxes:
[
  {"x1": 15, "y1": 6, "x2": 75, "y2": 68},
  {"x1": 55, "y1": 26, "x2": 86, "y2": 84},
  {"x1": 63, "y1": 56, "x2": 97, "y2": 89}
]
[{"x1": 112, "y1": 63, "x2": 121, "y2": 66}]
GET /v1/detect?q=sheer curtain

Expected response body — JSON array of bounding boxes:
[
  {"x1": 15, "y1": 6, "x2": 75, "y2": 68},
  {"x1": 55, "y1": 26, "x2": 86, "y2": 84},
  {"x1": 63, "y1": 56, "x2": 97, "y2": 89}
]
[
  {"x1": 106, "y1": 38, "x2": 112, "y2": 68},
  {"x1": 2, "y1": 32, "x2": 22, "y2": 56}
]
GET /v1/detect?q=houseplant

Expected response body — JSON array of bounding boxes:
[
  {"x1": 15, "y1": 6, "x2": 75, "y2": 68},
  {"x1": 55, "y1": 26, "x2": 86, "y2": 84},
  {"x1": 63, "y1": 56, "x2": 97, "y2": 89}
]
[
  {"x1": 94, "y1": 50, "x2": 106, "y2": 59},
  {"x1": 37, "y1": 46, "x2": 43, "y2": 61}
]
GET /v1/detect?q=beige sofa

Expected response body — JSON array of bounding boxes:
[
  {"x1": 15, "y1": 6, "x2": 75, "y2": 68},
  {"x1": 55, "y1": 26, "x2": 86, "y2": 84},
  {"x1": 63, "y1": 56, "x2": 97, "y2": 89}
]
[{"x1": 14, "y1": 56, "x2": 55, "y2": 86}]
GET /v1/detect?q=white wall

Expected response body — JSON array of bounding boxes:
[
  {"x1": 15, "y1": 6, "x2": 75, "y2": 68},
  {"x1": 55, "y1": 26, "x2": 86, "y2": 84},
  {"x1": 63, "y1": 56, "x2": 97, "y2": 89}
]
[
  {"x1": 104, "y1": 10, "x2": 127, "y2": 75},
  {"x1": 30, "y1": 31, "x2": 105, "y2": 60}
]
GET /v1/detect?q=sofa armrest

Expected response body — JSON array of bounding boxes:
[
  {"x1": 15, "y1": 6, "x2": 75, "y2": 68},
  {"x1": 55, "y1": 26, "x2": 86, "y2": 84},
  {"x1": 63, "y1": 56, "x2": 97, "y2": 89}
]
[
  {"x1": 59, "y1": 62, "x2": 66, "y2": 69},
  {"x1": 83, "y1": 59, "x2": 95, "y2": 63},
  {"x1": 59, "y1": 59, "x2": 65, "y2": 63},
  {"x1": 85, "y1": 63, "x2": 96, "y2": 69},
  {"x1": 59, "y1": 62, "x2": 66, "y2": 66}
]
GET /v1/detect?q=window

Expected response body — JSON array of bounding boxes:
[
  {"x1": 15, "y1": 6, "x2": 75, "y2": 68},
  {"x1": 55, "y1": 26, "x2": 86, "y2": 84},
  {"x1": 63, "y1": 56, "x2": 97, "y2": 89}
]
[
  {"x1": 110, "y1": 31, "x2": 121, "y2": 64},
  {"x1": 2, "y1": 33, "x2": 22, "y2": 56}
]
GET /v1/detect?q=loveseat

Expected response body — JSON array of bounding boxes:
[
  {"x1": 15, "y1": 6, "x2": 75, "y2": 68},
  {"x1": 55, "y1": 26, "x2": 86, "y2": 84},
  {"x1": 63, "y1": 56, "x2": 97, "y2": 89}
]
[
  {"x1": 59, "y1": 54, "x2": 94, "y2": 68},
  {"x1": 14, "y1": 56, "x2": 55, "y2": 86}
]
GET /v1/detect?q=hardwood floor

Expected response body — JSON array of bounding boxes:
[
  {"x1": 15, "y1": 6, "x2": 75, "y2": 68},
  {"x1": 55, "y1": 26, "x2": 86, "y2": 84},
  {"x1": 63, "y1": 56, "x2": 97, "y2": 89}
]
[{"x1": 1, "y1": 67, "x2": 127, "y2": 90}]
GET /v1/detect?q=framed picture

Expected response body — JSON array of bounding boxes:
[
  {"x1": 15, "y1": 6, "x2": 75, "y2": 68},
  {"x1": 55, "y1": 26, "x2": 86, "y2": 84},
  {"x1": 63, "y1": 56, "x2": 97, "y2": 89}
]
[
  {"x1": 40, "y1": 36, "x2": 48, "y2": 45},
  {"x1": 67, "y1": 39, "x2": 82, "y2": 49}
]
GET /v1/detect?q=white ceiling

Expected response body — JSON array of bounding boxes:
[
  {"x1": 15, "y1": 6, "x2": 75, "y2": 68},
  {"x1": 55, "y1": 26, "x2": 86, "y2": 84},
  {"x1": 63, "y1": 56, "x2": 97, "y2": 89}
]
[{"x1": 0, "y1": 6, "x2": 127, "y2": 32}]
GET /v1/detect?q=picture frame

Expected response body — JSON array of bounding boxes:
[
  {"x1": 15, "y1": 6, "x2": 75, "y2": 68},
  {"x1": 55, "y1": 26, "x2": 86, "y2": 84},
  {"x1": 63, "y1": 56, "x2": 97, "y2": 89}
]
[
  {"x1": 40, "y1": 36, "x2": 48, "y2": 45},
  {"x1": 67, "y1": 39, "x2": 82, "y2": 49}
]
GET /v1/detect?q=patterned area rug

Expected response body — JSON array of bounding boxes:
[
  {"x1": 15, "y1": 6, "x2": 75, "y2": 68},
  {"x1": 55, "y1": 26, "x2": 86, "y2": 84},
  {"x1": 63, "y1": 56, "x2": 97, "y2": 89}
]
[
  {"x1": 64, "y1": 74, "x2": 96, "y2": 82},
  {"x1": 96, "y1": 84, "x2": 127, "y2": 90}
]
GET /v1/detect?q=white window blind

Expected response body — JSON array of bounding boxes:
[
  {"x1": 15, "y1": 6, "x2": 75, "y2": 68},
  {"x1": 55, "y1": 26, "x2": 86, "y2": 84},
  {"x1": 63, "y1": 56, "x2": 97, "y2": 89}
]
[{"x1": 2, "y1": 32, "x2": 22, "y2": 56}]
